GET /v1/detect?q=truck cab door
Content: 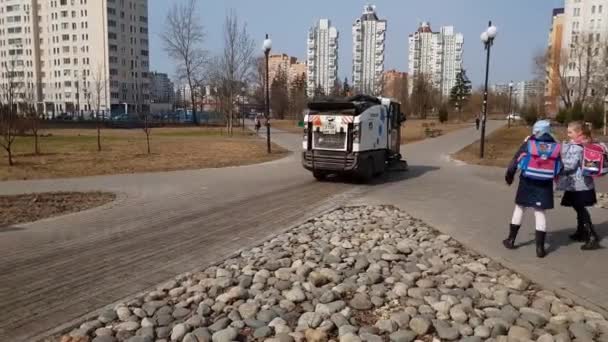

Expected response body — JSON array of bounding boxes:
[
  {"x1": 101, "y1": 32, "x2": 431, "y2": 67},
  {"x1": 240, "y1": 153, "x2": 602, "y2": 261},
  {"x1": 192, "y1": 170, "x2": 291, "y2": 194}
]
[{"x1": 388, "y1": 103, "x2": 402, "y2": 158}]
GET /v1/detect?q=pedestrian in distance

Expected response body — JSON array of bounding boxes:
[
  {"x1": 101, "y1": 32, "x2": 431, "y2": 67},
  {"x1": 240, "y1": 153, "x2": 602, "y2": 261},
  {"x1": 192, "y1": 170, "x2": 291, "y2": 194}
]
[
  {"x1": 504, "y1": 120, "x2": 562, "y2": 258},
  {"x1": 475, "y1": 114, "x2": 480, "y2": 130},
  {"x1": 557, "y1": 121, "x2": 602, "y2": 250},
  {"x1": 254, "y1": 115, "x2": 261, "y2": 134}
]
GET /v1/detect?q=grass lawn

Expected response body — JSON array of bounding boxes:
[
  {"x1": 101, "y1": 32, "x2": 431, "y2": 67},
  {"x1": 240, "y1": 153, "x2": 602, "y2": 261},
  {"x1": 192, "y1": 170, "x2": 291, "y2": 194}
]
[
  {"x1": 401, "y1": 119, "x2": 471, "y2": 144},
  {"x1": 1, "y1": 127, "x2": 287, "y2": 181},
  {"x1": 453, "y1": 125, "x2": 572, "y2": 168},
  {"x1": 1, "y1": 192, "x2": 115, "y2": 227},
  {"x1": 272, "y1": 119, "x2": 471, "y2": 144},
  {"x1": 271, "y1": 120, "x2": 304, "y2": 134}
]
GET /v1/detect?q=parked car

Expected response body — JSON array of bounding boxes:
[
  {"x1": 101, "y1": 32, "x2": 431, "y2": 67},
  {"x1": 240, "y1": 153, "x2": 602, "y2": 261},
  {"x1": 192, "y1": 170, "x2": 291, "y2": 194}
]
[{"x1": 506, "y1": 113, "x2": 522, "y2": 121}]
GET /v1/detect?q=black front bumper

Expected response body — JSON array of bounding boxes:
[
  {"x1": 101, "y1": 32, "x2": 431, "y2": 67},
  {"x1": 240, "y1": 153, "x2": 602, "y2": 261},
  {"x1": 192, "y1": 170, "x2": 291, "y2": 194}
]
[{"x1": 302, "y1": 150, "x2": 359, "y2": 172}]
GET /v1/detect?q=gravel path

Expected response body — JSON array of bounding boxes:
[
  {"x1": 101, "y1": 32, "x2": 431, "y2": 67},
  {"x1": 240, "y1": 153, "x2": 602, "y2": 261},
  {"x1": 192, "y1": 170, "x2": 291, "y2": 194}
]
[{"x1": 56, "y1": 206, "x2": 608, "y2": 342}]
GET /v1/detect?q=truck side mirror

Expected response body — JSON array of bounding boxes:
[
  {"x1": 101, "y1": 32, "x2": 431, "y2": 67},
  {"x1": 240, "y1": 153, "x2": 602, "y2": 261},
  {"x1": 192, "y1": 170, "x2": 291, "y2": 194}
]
[{"x1": 399, "y1": 112, "x2": 406, "y2": 123}]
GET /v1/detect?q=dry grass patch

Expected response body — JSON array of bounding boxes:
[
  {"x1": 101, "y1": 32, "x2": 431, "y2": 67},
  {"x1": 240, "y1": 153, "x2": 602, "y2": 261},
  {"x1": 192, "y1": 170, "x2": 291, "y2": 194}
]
[
  {"x1": 272, "y1": 120, "x2": 304, "y2": 134},
  {"x1": 272, "y1": 119, "x2": 470, "y2": 143},
  {"x1": 1, "y1": 192, "x2": 116, "y2": 227},
  {"x1": 1, "y1": 128, "x2": 287, "y2": 181},
  {"x1": 453, "y1": 125, "x2": 570, "y2": 167},
  {"x1": 401, "y1": 119, "x2": 471, "y2": 144}
]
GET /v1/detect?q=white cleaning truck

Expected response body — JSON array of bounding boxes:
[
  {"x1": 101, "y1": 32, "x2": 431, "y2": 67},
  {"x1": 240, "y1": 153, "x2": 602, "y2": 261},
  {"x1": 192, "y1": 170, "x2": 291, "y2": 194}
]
[{"x1": 302, "y1": 95, "x2": 407, "y2": 181}]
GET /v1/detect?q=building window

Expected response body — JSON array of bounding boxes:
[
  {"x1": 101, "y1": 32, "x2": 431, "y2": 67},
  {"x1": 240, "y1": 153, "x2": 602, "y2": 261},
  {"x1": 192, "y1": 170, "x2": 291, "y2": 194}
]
[{"x1": 592, "y1": 5, "x2": 596, "y2": 14}]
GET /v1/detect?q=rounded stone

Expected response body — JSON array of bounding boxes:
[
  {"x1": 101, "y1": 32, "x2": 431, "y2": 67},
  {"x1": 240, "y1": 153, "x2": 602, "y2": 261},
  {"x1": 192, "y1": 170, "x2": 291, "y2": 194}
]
[{"x1": 409, "y1": 316, "x2": 431, "y2": 335}]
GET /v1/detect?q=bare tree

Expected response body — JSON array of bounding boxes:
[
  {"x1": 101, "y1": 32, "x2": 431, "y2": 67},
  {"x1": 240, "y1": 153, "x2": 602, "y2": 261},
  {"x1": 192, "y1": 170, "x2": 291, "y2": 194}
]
[
  {"x1": 289, "y1": 73, "x2": 307, "y2": 120},
  {"x1": 410, "y1": 73, "x2": 437, "y2": 119},
  {"x1": 0, "y1": 55, "x2": 24, "y2": 165},
  {"x1": 162, "y1": 0, "x2": 207, "y2": 125},
  {"x1": 23, "y1": 84, "x2": 41, "y2": 155},
  {"x1": 271, "y1": 67, "x2": 290, "y2": 119},
  {"x1": 556, "y1": 34, "x2": 607, "y2": 108},
  {"x1": 215, "y1": 10, "x2": 255, "y2": 134},
  {"x1": 135, "y1": 82, "x2": 152, "y2": 155},
  {"x1": 91, "y1": 65, "x2": 107, "y2": 152}
]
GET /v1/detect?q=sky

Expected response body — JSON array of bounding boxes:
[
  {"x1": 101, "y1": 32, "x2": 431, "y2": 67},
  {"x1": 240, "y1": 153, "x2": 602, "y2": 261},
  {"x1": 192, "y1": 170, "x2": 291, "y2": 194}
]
[{"x1": 149, "y1": 0, "x2": 564, "y2": 88}]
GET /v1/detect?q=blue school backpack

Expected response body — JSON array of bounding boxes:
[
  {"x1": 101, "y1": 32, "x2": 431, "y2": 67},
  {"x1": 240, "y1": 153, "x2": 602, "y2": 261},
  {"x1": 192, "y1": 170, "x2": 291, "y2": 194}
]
[{"x1": 518, "y1": 139, "x2": 561, "y2": 180}]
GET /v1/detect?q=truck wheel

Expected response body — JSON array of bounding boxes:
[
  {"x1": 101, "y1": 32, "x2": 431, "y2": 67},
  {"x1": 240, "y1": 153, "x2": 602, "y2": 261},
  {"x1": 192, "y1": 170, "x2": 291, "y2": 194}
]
[
  {"x1": 357, "y1": 158, "x2": 374, "y2": 183},
  {"x1": 374, "y1": 159, "x2": 387, "y2": 176},
  {"x1": 313, "y1": 170, "x2": 327, "y2": 181}
]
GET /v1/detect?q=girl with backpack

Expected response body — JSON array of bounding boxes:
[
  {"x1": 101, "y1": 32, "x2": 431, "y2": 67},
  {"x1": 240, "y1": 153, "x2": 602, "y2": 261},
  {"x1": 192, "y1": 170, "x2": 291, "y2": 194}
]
[
  {"x1": 504, "y1": 120, "x2": 562, "y2": 258},
  {"x1": 558, "y1": 121, "x2": 601, "y2": 250}
]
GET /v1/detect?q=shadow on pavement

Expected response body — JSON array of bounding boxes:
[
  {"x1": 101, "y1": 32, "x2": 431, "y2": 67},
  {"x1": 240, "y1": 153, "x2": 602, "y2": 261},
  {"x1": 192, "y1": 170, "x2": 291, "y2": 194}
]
[
  {"x1": 320, "y1": 165, "x2": 440, "y2": 185},
  {"x1": 372, "y1": 165, "x2": 441, "y2": 185},
  {"x1": 0, "y1": 226, "x2": 25, "y2": 233},
  {"x1": 520, "y1": 223, "x2": 608, "y2": 254}
]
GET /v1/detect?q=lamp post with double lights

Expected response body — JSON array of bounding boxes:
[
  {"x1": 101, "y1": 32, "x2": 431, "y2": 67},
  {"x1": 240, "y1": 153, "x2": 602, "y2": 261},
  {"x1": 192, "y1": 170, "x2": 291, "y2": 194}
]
[
  {"x1": 479, "y1": 21, "x2": 498, "y2": 159},
  {"x1": 263, "y1": 34, "x2": 272, "y2": 154}
]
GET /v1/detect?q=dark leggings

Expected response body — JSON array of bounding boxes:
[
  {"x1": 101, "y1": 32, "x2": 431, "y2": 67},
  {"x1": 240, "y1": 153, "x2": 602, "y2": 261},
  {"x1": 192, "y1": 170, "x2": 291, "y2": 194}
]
[{"x1": 574, "y1": 205, "x2": 592, "y2": 226}]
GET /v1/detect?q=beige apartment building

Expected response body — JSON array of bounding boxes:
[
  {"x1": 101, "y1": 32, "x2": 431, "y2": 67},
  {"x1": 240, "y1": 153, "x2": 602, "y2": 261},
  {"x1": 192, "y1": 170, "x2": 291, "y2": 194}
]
[
  {"x1": 268, "y1": 53, "x2": 306, "y2": 87},
  {"x1": 0, "y1": 0, "x2": 150, "y2": 117},
  {"x1": 545, "y1": 7, "x2": 564, "y2": 115}
]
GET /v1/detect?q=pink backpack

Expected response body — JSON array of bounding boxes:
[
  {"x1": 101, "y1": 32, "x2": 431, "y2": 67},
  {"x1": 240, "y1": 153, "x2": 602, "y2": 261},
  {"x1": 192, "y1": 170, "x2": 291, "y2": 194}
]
[{"x1": 582, "y1": 143, "x2": 608, "y2": 177}]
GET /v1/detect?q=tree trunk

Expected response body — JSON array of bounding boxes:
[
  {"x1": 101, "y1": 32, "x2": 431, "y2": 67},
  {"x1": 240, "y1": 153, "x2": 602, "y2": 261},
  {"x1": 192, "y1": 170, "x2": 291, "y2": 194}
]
[
  {"x1": 146, "y1": 131, "x2": 151, "y2": 155},
  {"x1": 7, "y1": 146, "x2": 13, "y2": 166},
  {"x1": 145, "y1": 118, "x2": 151, "y2": 155},
  {"x1": 34, "y1": 131, "x2": 39, "y2": 155}
]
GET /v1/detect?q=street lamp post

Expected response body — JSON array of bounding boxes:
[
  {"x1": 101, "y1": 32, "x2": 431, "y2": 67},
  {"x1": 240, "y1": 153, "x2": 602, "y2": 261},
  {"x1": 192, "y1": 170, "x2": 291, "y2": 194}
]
[
  {"x1": 479, "y1": 21, "x2": 498, "y2": 159},
  {"x1": 263, "y1": 34, "x2": 272, "y2": 154},
  {"x1": 508, "y1": 81, "x2": 513, "y2": 128}
]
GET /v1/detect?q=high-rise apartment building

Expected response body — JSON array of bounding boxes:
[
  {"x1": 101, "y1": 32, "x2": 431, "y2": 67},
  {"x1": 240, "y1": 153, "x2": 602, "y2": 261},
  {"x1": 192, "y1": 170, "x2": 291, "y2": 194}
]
[
  {"x1": 493, "y1": 80, "x2": 544, "y2": 108},
  {"x1": 149, "y1": 72, "x2": 174, "y2": 104},
  {"x1": 352, "y1": 5, "x2": 386, "y2": 95},
  {"x1": 545, "y1": 8, "x2": 565, "y2": 115},
  {"x1": 408, "y1": 22, "x2": 464, "y2": 97},
  {"x1": 0, "y1": 0, "x2": 150, "y2": 116},
  {"x1": 307, "y1": 19, "x2": 338, "y2": 97},
  {"x1": 561, "y1": 0, "x2": 608, "y2": 102}
]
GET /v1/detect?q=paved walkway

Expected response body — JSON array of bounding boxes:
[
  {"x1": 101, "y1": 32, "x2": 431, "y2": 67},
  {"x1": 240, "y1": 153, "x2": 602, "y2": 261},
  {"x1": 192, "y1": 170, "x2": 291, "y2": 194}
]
[
  {"x1": 5, "y1": 120, "x2": 607, "y2": 341},
  {"x1": 352, "y1": 123, "x2": 608, "y2": 316}
]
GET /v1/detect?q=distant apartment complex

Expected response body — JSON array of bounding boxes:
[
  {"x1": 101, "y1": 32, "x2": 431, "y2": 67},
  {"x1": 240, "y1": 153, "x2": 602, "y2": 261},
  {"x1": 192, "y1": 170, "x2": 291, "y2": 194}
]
[
  {"x1": 545, "y1": 8, "x2": 565, "y2": 114},
  {"x1": 0, "y1": 0, "x2": 150, "y2": 116},
  {"x1": 352, "y1": 5, "x2": 386, "y2": 95},
  {"x1": 306, "y1": 19, "x2": 339, "y2": 97},
  {"x1": 493, "y1": 80, "x2": 544, "y2": 108},
  {"x1": 149, "y1": 72, "x2": 175, "y2": 104},
  {"x1": 408, "y1": 22, "x2": 464, "y2": 97},
  {"x1": 268, "y1": 54, "x2": 306, "y2": 87}
]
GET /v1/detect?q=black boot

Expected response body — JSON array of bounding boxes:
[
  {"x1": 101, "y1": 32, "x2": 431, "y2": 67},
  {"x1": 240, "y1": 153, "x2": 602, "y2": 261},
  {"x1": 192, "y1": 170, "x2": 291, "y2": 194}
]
[
  {"x1": 536, "y1": 230, "x2": 547, "y2": 258},
  {"x1": 502, "y1": 224, "x2": 520, "y2": 249},
  {"x1": 570, "y1": 224, "x2": 587, "y2": 242},
  {"x1": 581, "y1": 223, "x2": 600, "y2": 250}
]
